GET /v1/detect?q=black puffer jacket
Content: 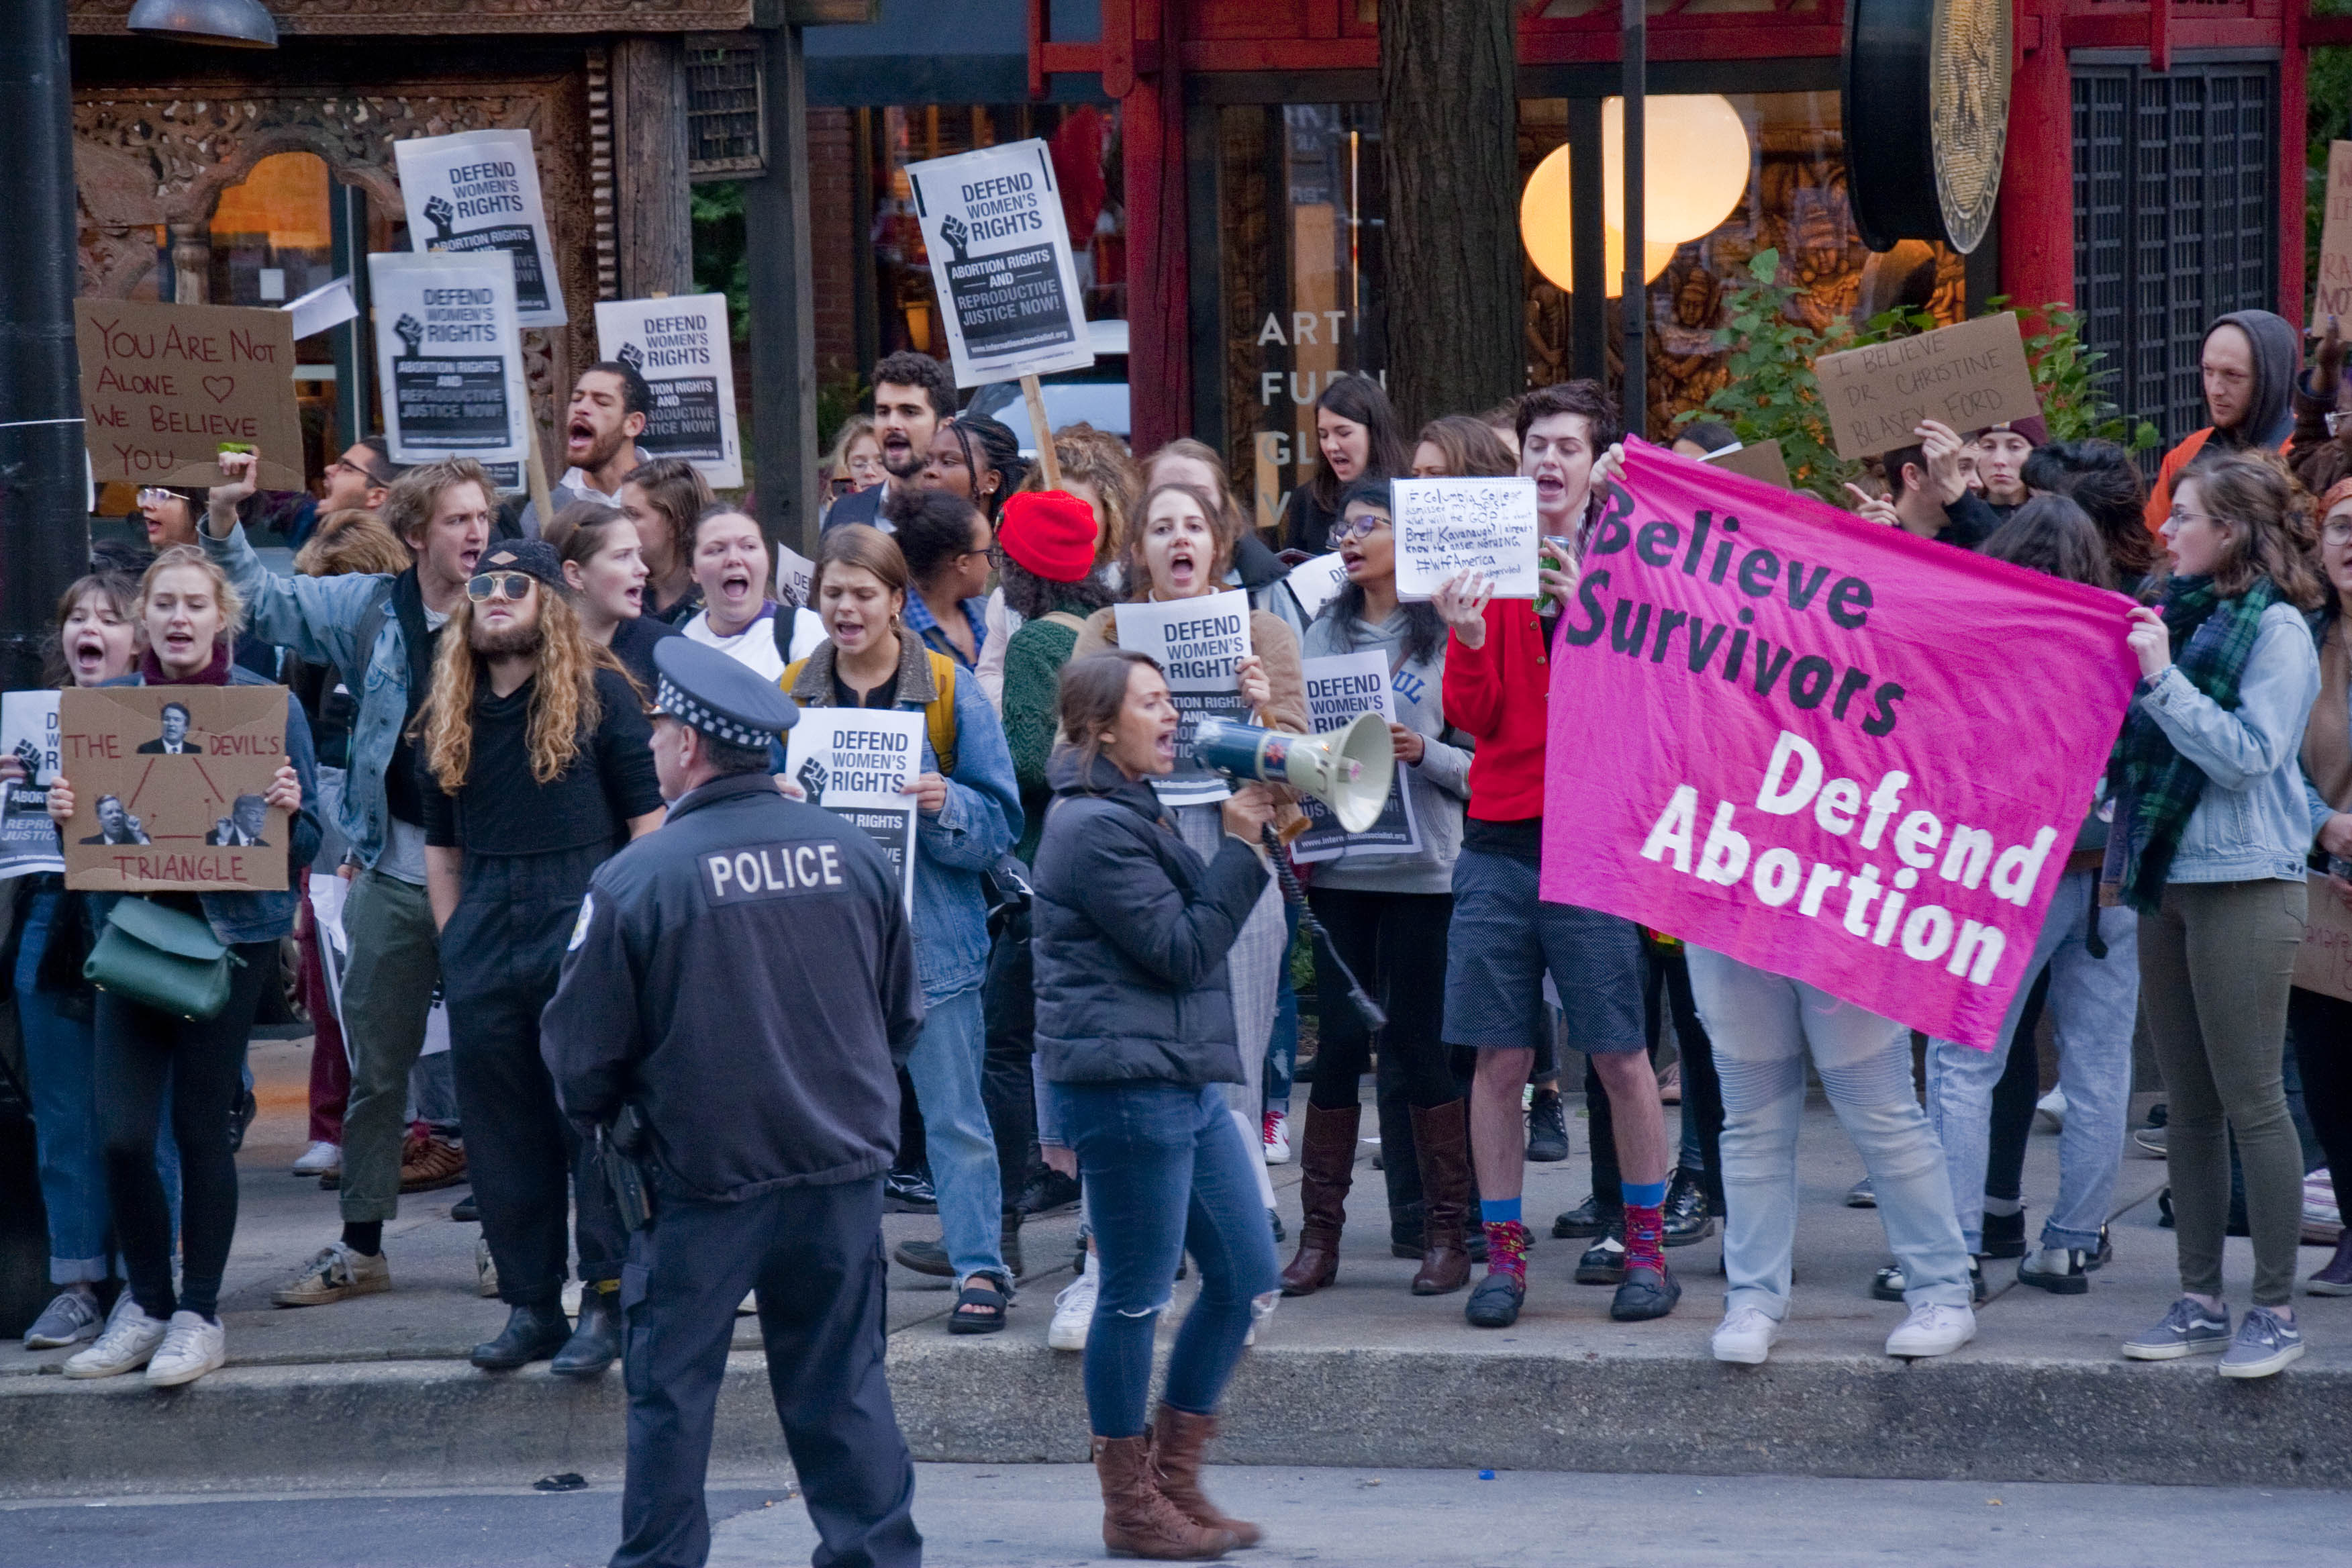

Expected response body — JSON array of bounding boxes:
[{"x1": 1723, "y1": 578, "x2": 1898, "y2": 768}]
[{"x1": 1031, "y1": 748, "x2": 1269, "y2": 1085}]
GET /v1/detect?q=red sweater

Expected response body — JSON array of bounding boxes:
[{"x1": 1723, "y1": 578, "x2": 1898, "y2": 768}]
[{"x1": 1442, "y1": 599, "x2": 1552, "y2": 822}]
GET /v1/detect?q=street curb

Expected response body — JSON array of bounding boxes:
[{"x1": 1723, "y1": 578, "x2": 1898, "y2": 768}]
[{"x1": 7, "y1": 1336, "x2": 2349, "y2": 1497}]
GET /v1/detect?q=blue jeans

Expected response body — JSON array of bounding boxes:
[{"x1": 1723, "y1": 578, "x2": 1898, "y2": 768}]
[
  {"x1": 1685, "y1": 946, "x2": 1972, "y2": 1318},
  {"x1": 1926, "y1": 870, "x2": 2139, "y2": 1254},
  {"x1": 1046, "y1": 1080, "x2": 1281, "y2": 1440},
  {"x1": 905, "y1": 985, "x2": 1006, "y2": 1283},
  {"x1": 15, "y1": 889, "x2": 180, "y2": 1285}
]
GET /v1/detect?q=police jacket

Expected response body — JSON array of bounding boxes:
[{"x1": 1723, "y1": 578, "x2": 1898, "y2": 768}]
[
  {"x1": 541, "y1": 771, "x2": 925, "y2": 1202},
  {"x1": 1030, "y1": 748, "x2": 1269, "y2": 1086}
]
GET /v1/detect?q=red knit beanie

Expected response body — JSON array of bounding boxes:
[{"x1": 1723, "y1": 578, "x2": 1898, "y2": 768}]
[{"x1": 998, "y1": 489, "x2": 1099, "y2": 583}]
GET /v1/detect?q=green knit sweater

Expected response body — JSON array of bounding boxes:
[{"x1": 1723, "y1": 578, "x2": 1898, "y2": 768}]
[{"x1": 1001, "y1": 609, "x2": 1087, "y2": 865}]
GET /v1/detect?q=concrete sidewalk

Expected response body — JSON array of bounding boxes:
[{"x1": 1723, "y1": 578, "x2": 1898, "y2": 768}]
[{"x1": 5, "y1": 1036, "x2": 2349, "y2": 1497}]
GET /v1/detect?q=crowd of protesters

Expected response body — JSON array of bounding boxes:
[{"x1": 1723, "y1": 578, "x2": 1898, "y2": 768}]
[{"x1": 8, "y1": 303, "x2": 2352, "y2": 1562}]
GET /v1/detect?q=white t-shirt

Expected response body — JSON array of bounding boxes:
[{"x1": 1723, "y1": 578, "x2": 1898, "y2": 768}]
[{"x1": 683, "y1": 607, "x2": 825, "y2": 684}]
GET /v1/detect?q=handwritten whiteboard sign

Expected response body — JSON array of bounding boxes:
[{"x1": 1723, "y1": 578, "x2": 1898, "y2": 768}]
[{"x1": 1391, "y1": 477, "x2": 1540, "y2": 601}]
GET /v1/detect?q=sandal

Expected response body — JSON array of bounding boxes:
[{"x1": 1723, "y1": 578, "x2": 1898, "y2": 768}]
[{"x1": 948, "y1": 1274, "x2": 1010, "y2": 1335}]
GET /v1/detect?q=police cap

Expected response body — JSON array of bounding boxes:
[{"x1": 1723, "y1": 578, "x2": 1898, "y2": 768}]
[{"x1": 650, "y1": 636, "x2": 799, "y2": 747}]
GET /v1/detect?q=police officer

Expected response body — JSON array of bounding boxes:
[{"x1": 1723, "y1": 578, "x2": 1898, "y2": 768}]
[{"x1": 543, "y1": 637, "x2": 926, "y2": 1568}]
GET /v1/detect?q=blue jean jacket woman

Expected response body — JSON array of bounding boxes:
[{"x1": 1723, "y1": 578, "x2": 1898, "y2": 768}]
[{"x1": 785, "y1": 632, "x2": 1022, "y2": 1297}]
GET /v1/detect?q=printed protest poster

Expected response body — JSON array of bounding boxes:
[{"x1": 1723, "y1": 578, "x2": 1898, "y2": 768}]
[
  {"x1": 1114, "y1": 590, "x2": 1254, "y2": 807},
  {"x1": 1285, "y1": 553, "x2": 1349, "y2": 622},
  {"x1": 1291, "y1": 652, "x2": 1417, "y2": 865},
  {"x1": 594, "y1": 295, "x2": 742, "y2": 488},
  {"x1": 1815, "y1": 312, "x2": 2042, "y2": 461},
  {"x1": 1538, "y1": 439, "x2": 2137, "y2": 1048},
  {"x1": 393, "y1": 128, "x2": 567, "y2": 326},
  {"x1": 905, "y1": 139, "x2": 1094, "y2": 388},
  {"x1": 2296, "y1": 879, "x2": 2352, "y2": 1006},
  {"x1": 2314, "y1": 142, "x2": 2352, "y2": 327},
  {"x1": 61, "y1": 684, "x2": 292, "y2": 893},
  {"x1": 75, "y1": 299, "x2": 304, "y2": 491},
  {"x1": 367, "y1": 252, "x2": 530, "y2": 488},
  {"x1": 0, "y1": 693, "x2": 65, "y2": 879},
  {"x1": 783, "y1": 709, "x2": 924, "y2": 914},
  {"x1": 775, "y1": 542, "x2": 816, "y2": 611},
  {"x1": 1390, "y1": 477, "x2": 1540, "y2": 601}
]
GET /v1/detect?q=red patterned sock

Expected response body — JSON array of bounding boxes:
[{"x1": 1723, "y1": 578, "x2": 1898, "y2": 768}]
[
  {"x1": 1482, "y1": 1220, "x2": 1530, "y2": 1281},
  {"x1": 1624, "y1": 1204, "x2": 1666, "y2": 1272}
]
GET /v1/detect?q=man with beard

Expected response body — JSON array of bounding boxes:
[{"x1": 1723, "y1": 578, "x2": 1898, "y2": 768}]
[
  {"x1": 521, "y1": 362, "x2": 654, "y2": 537},
  {"x1": 418, "y1": 541, "x2": 667, "y2": 1373},
  {"x1": 290, "y1": 437, "x2": 404, "y2": 550},
  {"x1": 822, "y1": 350, "x2": 956, "y2": 534},
  {"x1": 204, "y1": 452, "x2": 493, "y2": 1314}
]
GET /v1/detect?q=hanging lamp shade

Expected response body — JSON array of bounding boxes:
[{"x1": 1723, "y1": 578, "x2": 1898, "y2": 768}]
[{"x1": 126, "y1": 0, "x2": 279, "y2": 48}]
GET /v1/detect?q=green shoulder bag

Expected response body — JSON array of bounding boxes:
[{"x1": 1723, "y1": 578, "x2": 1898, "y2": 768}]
[{"x1": 83, "y1": 897, "x2": 244, "y2": 1020}]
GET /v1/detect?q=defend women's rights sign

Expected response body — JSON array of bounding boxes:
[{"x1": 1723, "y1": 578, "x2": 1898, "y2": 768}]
[
  {"x1": 595, "y1": 295, "x2": 743, "y2": 488},
  {"x1": 1538, "y1": 440, "x2": 2137, "y2": 1048},
  {"x1": 783, "y1": 709, "x2": 924, "y2": 914},
  {"x1": 367, "y1": 252, "x2": 531, "y2": 485},
  {"x1": 76, "y1": 299, "x2": 304, "y2": 491},
  {"x1": 905, "y1": 139, "x2": 1094, "y2": 388},
  {"x1": 61, "y1": 685, "x2": 291, "y2": 893},
  {"x1": 393, "y1": 128, "x2": 567, "y2": 327},
  {"x1": 1116, "y1": 591, "x2": 1255, "y2": 808}
]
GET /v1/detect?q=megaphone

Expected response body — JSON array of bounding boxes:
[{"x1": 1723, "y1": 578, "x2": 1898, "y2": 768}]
[{"x1": 1190, "y1": 713, "x2": 1396, "y2": 834}]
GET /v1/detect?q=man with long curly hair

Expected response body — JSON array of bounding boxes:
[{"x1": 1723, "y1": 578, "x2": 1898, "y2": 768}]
[{"x1": 418, "y1": 540, "x2": 668, "y2": 1375}]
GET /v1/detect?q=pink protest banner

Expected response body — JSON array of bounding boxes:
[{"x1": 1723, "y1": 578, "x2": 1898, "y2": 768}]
[{"x1": 1538, "y1": 440, "x2": 2139, "y2": 1048}]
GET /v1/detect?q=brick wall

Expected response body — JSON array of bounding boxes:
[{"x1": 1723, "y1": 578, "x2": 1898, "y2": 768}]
[{"x1": 809, "y1": 107, "x2": 859, "y2": 395}]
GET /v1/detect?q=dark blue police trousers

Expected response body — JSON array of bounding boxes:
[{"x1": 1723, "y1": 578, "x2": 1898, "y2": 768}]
[{"x1": 611, "y1": 1175, "x2": 920, "y2": 1568}]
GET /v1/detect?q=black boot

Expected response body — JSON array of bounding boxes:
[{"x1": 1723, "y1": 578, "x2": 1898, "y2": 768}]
[
  {"x1": 550, "y1": 1287, "x2": 622, "y2": 1376},
  {"x1": 471, "y1": 1301, "x2": 571, "y2": 1371}
]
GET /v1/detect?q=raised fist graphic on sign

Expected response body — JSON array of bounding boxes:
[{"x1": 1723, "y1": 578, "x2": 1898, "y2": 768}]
[
  {"x1": 938, "y1": 213, "x2": 971, "y2": 265},
  {"x1": 394, "y1": 314, "x2": 426, "y2": 358},
  {"x1": 795, "y1": 755, "x2": 829, "y2": 807},
  {"x1": 423, "y1": 195, "x2": 458, "y2": 244}
]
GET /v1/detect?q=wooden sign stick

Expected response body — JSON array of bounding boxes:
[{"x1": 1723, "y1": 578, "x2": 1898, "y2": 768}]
[{"x1": 1020, "y1": 373, "x2": 1062, "y2": 492}]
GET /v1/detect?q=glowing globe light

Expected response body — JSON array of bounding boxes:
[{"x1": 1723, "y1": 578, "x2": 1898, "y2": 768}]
[
  {"x1": 1518, "y1": 144, "x2": 1679, "y2": 299},
  {"x1": 1518, "y1": 96, "x2": 1753, "y2": 298}
]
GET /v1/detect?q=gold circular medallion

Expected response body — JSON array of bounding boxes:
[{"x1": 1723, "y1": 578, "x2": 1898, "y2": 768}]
[{"x1": 1928, "y1": 0, "x2": 2012, "y2": 254}]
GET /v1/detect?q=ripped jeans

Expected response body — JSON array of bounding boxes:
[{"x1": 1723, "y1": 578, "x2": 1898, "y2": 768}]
[{"x1": 1046, "y1": 1080, "x2": 1281, "y2": 1440}]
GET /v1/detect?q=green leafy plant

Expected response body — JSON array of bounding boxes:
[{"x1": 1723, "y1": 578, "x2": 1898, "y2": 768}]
[
  {"x1": 1689, "y1": 249, "x2": 1862, "y2": 501},
  {"x1": 2011, "y1": 301, "x2": 2159, "y2": 453}
]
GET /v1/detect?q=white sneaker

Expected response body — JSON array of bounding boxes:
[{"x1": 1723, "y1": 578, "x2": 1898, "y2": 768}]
[
  {"x1": 291, "y1": 1140, "x2": 341, "y2": 1177},
  {"x1": 145, "y1": 1311, "x2": 226, "y2": 1386},
  {"x1": 62, "y1": 1300, "x2": 169, "y2": 1379},
  {"x1": 2035, "y1": 1087, "x2": 2067, "y2": 1132},
  {"x1": 1712, "y1": 1306, "x2": 1781, "y2": 1365},
  {"x1": 1048, "y1": 1257, "x2": 1097, "y2": 1351},
  {"x1": 1885, "y1": 1301, "x2": 1976, "y2": 1359},
  {"x1": 1263, "y1": 1110, "x2": 1291, "y2": 1166}
]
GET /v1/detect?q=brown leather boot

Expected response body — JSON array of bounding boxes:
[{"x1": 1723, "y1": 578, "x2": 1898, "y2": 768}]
[
  {"x1": 1152, "y1": 1405, "x2": 1263, "y2": 1547},
  {"x1": 1279, "y1": 1101, "x2": 1360, "y2": 1295},
  {"x1": 1091, "y1": 1434, "x2": 1236, "y2": 1559},
  {"x1": 1409, "y1": 1099, "x2": 1473, "y2": 1295}
]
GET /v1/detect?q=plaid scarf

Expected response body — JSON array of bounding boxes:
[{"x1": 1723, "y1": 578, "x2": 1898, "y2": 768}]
[{"x1": 2106, "y1": 574, "x2": 2279, "y2": 912}]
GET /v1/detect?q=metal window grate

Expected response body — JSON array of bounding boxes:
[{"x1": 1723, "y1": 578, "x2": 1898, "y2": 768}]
[
  {"x1": 2071, "y1": 61, "x2": 2273, "y2": 448},
  {"x1": 687, "y1": 35, "x2": 766, "y2": 179}
]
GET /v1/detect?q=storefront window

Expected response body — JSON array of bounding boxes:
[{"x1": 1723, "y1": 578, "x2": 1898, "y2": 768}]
[{"x1": 207, "y1": 151, "x2": 342, "y2": 494}]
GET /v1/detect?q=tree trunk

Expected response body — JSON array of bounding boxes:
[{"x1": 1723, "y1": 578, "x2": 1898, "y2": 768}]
[{"x1": 1379, "y1": 0, "x2": 1521, "y2": 434}]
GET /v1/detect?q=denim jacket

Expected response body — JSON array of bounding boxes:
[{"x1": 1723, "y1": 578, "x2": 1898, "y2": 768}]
[
  {"x1": 2137, "y1": 599, "x2": 2320, "y2": 885},
  {"x1": 91, "y1": 666, "x2": 323, "y2": 945},
  {"x1": 206, "y1": 522, "x2": 410, "y2": 870},
  {"x1": 785, "y1": 634, "x2": 1022, "y2": 1001}
]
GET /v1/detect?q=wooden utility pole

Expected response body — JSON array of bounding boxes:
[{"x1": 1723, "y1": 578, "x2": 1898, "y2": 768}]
[{"x1": 1378, "y1": 0, "x2": 1522, "y2": 432}]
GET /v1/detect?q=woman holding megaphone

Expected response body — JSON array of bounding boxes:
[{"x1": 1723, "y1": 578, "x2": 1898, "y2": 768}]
[
  {"x1": 1283, "y1": 479, "x2": 1477, "y2": 1298},
  {"x1": 1070, "y1": 481, "x2": 1310, "y2": 1239}
]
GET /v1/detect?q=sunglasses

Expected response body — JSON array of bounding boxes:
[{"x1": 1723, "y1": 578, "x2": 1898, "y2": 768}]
[{"x1": 467, "y1": 572, "x2": 537, "y2": 602}]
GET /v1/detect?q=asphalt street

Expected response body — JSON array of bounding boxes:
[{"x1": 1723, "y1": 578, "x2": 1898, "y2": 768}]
[{"x1": 3, "y1": 1465, "x2": 2341, "y2": 1567}]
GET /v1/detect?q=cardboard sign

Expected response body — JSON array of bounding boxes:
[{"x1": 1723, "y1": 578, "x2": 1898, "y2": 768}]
[
  {"x1": 1538, "y1": 440, "x2": 2137, "y2": 1049},
  {"x1": 1285, "y1": 553, "x2": 1349, "y2": 622},
  {"x1": 393, "y1": 128, "x2": 567, "y2": 327},
  {"x1": 2296, "y1": 878, "x2": 2352, "y2": 1006},
  {"x1": 2316, "y1": 142, "x2": 2352, "y2": 328},
  {"x1": 905, "y1": 139, "x2": 1095, "y2": 388},
  {"x1": 75, "y1": 299, "x2": 303, "y2": 491},
  {"x1": 1704, "y1": 438, "x2": 1792, "y2": 491},
  {"x1": 1815, "y1": 312, "x2": 2042, "y2": 461},
  {"x1": 1390, "y1": 477, "x2": 1541, "y2": 601},
  {"x1": 595, "y1": 295, "x2": 743, "y2": 489},
  {"x1": 61, "y1": 685, "x2": 293, "y2": 893},
  {"x1": 0, "y1": 692, "x2": 64, "y2": 880},
  {"x1": 1292, "y1": 652, "x2": 1417, "y2": 865},
  {"x1": 1114, "y1": 590, "x2": 1254, "y2": 807},
  {"x1": 367, "y1": 252, "x2": 530, "y2": 487},
  {"x1": 783, "y1": 709, "x2": 924, "y2": 914}
]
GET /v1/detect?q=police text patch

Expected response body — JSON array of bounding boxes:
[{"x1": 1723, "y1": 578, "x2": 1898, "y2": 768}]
[{"x1": 700, "y1": 840, "x2": 847, "y2": 906}]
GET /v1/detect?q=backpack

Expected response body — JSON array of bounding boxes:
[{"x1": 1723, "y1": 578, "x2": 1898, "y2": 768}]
[{"x1": 784, "y1": 647, "x2": 961, "y2": 777}]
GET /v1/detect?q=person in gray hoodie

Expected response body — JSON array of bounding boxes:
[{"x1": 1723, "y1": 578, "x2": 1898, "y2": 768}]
[{"x1": 1281, "y1": 478, "x2": 1476, "y2": 1298}]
